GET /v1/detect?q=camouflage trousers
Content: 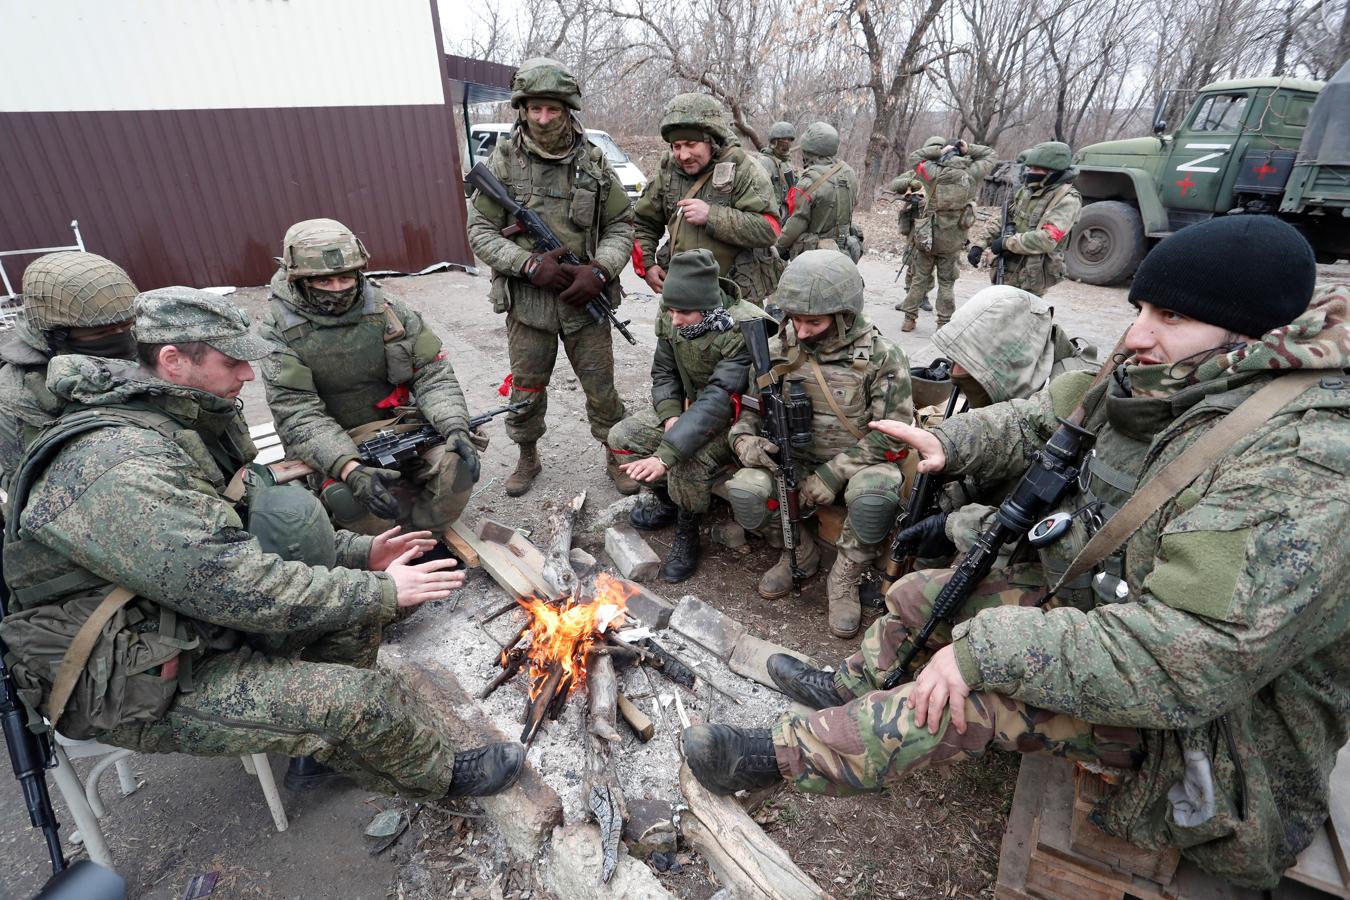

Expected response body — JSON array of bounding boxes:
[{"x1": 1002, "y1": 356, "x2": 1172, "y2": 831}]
[
  {"x1": 772, "y1": 564, "x2": 1143, "y2": 794},
  {"x1": 607, "y1": 407, "x2": 734, "y2": 513},
  {"x1": 327, "y1": 444, "x2": 473, "y2": 537},
  {"x1": 99, "y1": 627, "x2": 459, "y2": 800},
  {"x1": 901, "y1": 250, "x2": 958, "y2": 323},
  {"x1": 505, "y1": 314, "x2": 625, "y2": 446}
]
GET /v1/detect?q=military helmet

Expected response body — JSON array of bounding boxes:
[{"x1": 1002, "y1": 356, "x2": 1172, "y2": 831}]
[
  {"x1": 660, "y1": 93, "x2": 734, "y2": 144},
  {"x1": 1017, "y1": 141, "x2": 1073, "y2": 171},
  {"x1": 281, "y1": 219, "x2": 370, "y2": 281},
  {"x1": 798, "y1": 122, "x2": 839, "y2": 158},
  {"x1": 775, "y1": 249, "x2": 863, "y2": 316},
  {"x1": 21, "y1": 252, "x2": 137, "y2": 330},
  {"x1": 768, "y1": 121, "x2": 795, "y2": 142},
  {"x1": 510, "y1": 57, "x2": 582, "y2": 111}
]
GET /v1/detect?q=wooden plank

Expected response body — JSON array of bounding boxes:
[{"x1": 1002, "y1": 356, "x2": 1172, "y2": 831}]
[
  {"x1": 475, "y1": 518, "x2": 558, "y2": 599},
  {"x1": 444, "y1": 520, "x2": 481, "y2": 568},
  {"x1": 997, "y1": 755, "x2": 1053, "y2": 897},
  {"x1": 453, "y1": 525, "x2": 538, "y2": 600},
  {"x1": 1286, "y1": 743, "x2": 1350, "y2": 898},
  {"x1": 616, "y1": 693, "x2": 654, "y2": 742},
  {"x1": 1072, "y1": 768, "x2": 1180, "y2": 883}
]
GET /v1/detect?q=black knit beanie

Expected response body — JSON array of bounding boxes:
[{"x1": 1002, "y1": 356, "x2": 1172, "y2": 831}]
[
  {"x1": 662, "y1": 249, "x2": 723, "y2": 311},
  {"x1": 1128, "y1": 215, "x2": 1316, "y2": 338}
]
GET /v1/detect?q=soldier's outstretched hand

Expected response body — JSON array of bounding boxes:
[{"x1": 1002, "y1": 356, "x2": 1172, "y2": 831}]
[
  {"x1": 909, "y1": 645, "x2": 970, "y2": 735},
  {"x1": 387, "y1": 549, "x2": 464, "y2": 609},
  {"x1": 869, "y1": 420, "x2": 946, "y2": 473},
  {"x1": 644, "y1": 264, "x2": 667, "y2": 293},
  {"x1": 370, "y1": 526, "x2": 438, "y2": 571}
]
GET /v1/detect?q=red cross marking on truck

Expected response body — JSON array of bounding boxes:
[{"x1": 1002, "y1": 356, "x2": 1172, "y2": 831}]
[
  {"x1": 1253, "y1": 162, "x2": 1277, "y2": 180},
  {"x1": 1176, "y1": 173, "x2": 1197, "y2": 196}
]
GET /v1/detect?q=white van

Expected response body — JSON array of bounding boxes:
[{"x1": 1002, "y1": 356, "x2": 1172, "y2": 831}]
[{"x1": 465, "y1": 123, "x2": 648, "y2": 200}]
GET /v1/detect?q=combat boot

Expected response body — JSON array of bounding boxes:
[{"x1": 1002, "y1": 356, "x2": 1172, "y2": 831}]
[
  {"x1": 444, "y1": 742, "x2": 525, "y2": 797},
  {"x1": 630, "y1": 485, "x2": 678, "y2": 530},
  {"x1": 757, "y1": 533, "x2": 821, "y2": 599},
  {"x1": 901, "y1": 317, "x2": 917, "y2": 333},
  {"x1": 920, "y1": 298, "x2": 934, "y2": 312},
  {"x1": 284, "y1": 755, "x2": 346, "y2": 792},
  {"x1": 827, "y1": 555, "x2": 871, "y2": 639},
  {"x1": 935, "y1": 317, "x2": 950, "y2": 329},
  {"x1": 504, "y1": 443, "x2": 542, "y2": 497},
  {"x1": 767, "y1": 654, "x2": 850, "y2": 710},
  {"x1": 604, "y1": 445, "x2": 640, "y2": 496},
  {"x1": 683, "y1": 724, "x2": 782, "y2": 796},
  {"x1": 661, "y1": 509, "x2": 701, "y2": 583}
]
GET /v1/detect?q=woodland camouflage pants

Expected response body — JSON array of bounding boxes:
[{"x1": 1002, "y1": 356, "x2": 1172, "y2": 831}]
[
  {"x1": 607, "y1": 407, "x2": 734, "y2": 513},
  {"x1": 772, "y1": 565, "x2": 1142, "y2": 795}
]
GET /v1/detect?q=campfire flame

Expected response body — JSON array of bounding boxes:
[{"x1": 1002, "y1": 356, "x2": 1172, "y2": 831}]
[{"x1": 516, "y1": 572, "x2": 635, "y2": 701}]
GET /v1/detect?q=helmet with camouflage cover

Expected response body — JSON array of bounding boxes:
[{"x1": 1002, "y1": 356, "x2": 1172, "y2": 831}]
[
  {"x1": 660, "y1": 93, "x2": 734, "y2": 144},
  {"x1": 21, "y1": 252, "x2": 137, "y2": 330},
  {"x1": 510, "y1": 57, "x2": 582, "y2": 111},
  {"x1": 775, "y1": 249, "x2": 863, "y2": 316},
  {"x1": 1017, "y1": 141, "x2": 1073, "y2": 171},
  {"x1": 768, "y1": 121, "x2": 795, "y2": 142},
  {"x1": 797, "y1": 122, "x2": 839, "y2": 158},
  {"x1": 281, "y1": 218, "x2": 370, "y2": 281}
]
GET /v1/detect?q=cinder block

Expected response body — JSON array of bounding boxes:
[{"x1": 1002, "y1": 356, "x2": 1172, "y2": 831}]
[
  {"x1": 728, "y1": 634, "x2": 813, "y2": 689},
  {"x1": 669, "y1": 595, "x2": 745, "y2": 660},
  {"x1": 605, "y1": 525, "x2": 661, "y2": 581},
  {"x1": 623, "y1": 583, "x2": 676, "y2": 629}
]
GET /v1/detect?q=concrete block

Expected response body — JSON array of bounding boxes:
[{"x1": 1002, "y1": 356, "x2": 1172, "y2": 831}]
[
  {"x1": 669, "y1": 595, "x2": 745, "y2": 661},
  {"x1": 605, "y1": 525, "x2": 661, "y2": 581},
  {"x1": 622, "y1": 798, "x2": 677, "y2": 858},
  {"x1": 543, "y1": 823, "x2": 675, "y2": 900},
  {"x1": 623, "y1": 583, "x2": 676, "y2": 629},
  {"x1": 728, "y1": 634, "x2": 813, "y2": 690}
]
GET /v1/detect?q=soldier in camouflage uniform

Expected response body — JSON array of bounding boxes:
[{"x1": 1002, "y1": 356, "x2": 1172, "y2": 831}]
[
  {"x1": 685, "y1": 217, "x2": 1350, "y2": 890},
  {"x1": 776, "y1": 123, "x2": 862, "y2": 263},
  {"x1": 756, "y1": 121, "x2": 797, "y2": 222},
  {"x1": 887, "y1": 137, "x2": 996, "y2": 331},
  {"x1": 260, "y1": 219, "x2": 477, "y2": 545},
  {"x1": 725, "y1": 251, "x2": 913, "y2": 638},
  {"x1": 0, "y1": 288, "x2": 523, "y2": 800},
  {"x1": 609, "y1": 250, "x2": 774, "y2": 582},
  {"x1": 0, "y1": 252, "x2": 137, "y2": 494},
  {"x1": 968, "y1": 141, "x2": 1082, "y2": 297},
  {"x1": 633, "y1": 93, "x2": 781, "y2": 305},
  {"x1": 466, "y1": 58, "x2": 636, "y2": 498}
]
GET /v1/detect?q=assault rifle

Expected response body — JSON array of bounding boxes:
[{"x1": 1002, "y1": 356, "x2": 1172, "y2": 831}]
[
  {"x1": 465, "y1": 163, "x2": 638, "y2": 346},
  {"x1": 357, "y1": 402, "x2": 527, "y2": 468},
  {"x1": 884, "y1": 381, "x2": 962, "y2": 585},
  {"x1": 881, "y1": 417, "x2": 1093, "y2": 690},
  {"x1": 993, "y1": 183, "x2": 1016, "y2": 285}
]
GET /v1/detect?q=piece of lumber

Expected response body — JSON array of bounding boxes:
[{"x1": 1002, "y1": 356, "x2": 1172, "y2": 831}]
[
  {"x1": 1285, "y1": 742, "x2": 1350, "y2": 898},
  {"x1": 463, "y1": 519, "x2": 555, "y2": 599},
  {"x1": 677, "y1": 763, "x2": 823, "y2": 900},
  {"x1": 617, "y1": 693, "x2": 654, "y2": 742},
  {"x1": 584, "y1": 654, "x2": 627, "y2": 883},
  {"x1": 1072, "y1": 767, "x2": 1180, "y2": 883},
  {"x1": 444, "y1": 521, "x2": 480, "y2": 568}
]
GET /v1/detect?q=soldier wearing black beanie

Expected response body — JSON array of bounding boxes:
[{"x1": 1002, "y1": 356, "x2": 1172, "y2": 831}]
[{"x1": 1127, "y1": 215, "x2": 1317, "y2": 337}]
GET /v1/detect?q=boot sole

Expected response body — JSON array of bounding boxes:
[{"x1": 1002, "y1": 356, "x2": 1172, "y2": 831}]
[
  {"x1": 828, "y1": 623, "x2": 861, "y2": 639},
  {"x1": 504, "y1": 468, "x2": 542, "y2": 497}
]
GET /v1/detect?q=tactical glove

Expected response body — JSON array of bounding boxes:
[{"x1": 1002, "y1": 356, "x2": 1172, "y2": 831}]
[
  {"x1": 451, "y1": 435, "x2": 481, "y2": 482},
  {"x1": 896, "y1": 511, "x2": 954, "y2": 559},
  {"x1": 966, "y1": 245, "x2": 983, "y2": 267},
  {"x1": 733, "y1": 434, "x2": 779, "y2": 469},
  {"x1": 799, "y1": 473, "x2": 836, "y2": 508},
  {"x1": 988, "y1": 237, "x2": 1007, "y2": 256},
  {"x1": 345, "y1": 465, "x2": 403, "y2": 520},
  {"x1": 525, "y1": 246, "x2": 571, "y2": 292},
  {"x1": 557, "y1": 261, "x2": 608, "y2": 307}
]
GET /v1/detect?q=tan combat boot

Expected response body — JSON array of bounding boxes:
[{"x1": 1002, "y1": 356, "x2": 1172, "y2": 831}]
[
  {"x1": 757, "y1": 534, "x2": 821, "y2": 600},
  {"x1": 504, "y1": 442, "x2": 542, "y2": 497},
  {"x1": 826, "y1": 554, "x2": 871, "y2": 639},
  {"x1": 604, "y1": 445, "x2": 640, "y2": 495},
  {"x1": 901, "y1": 318, "x2": 917, "y2": 333}
]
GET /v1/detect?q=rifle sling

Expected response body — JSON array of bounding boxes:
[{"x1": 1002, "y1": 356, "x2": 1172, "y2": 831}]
[
  {"x1": 753, "y1": 346, "x2": 807, "y2": 391},
  {"x1": 807, "y1": 354, "x2": 866, "y2": 440},
  {"x1": 48, "y1": 586, "x2": 135, "y2": 733},
  {"x1": 668, "y1": 168, "x2": 717, "y2": 248}
]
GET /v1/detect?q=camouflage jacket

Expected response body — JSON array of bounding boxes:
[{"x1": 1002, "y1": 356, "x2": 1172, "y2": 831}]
[
  {"x1": 0, "y1": 319, "x2": 56, "y2": 495},
  {"x1": 633, "y1": 144, "x2": 780, "y2": 302},
  {"x1": 466, "y1": 126, "x2": 635, "y2": 335},
  {"x1": 777, "y1": 157, "x2": 858, "y2": 259},
  {"x1": 941, "y1": 288, "x2": 1350, "y2": 887},
  {"x1": 974, "y1": 173, "x2": 1082, "y2": 294},
  {"x1": 0, "y1": 355, "x2": 393, "y2": 733},
  {"x1": 755, "y1": 149, "x2": 795, "y2": 220},
  {"x1": 651, "y1": 284, "x2": 771, "y2": 466},
  {"x1": 730, "y1": 312, "x2": 913, "y2": 493},
  {"x1": 889, "y1": 139, "x2": 996, "y2": 254},
  {"x1": 259, "y1": 274, "x2": 470, "y2": 479}
]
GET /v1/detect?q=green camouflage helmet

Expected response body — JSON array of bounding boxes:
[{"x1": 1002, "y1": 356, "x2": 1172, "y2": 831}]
[
  {"x1": 281, "y1": 218, "x2": 370, "y2": 281},
  {"x1": 768, "y1": 121, "x2": 795, "y2": 142},
  {"x1": 510, "y1": 57, "x2": 582, "y2": 111},
  {"x1": 660, "y1": 93, "x2": 733, "y2": 144},
  {"x1": 775, "y1": 249, "x2": 863, "y2": 316},
  {"x1": 21, "y1": 252, "x2": 138, "y2": 330},
  {"x1": 1017, "y1": 141, "x2": 1073, "y2": 171},
  {"x1": 798, "y1": 122, "x2": 839, "y2": 158}
]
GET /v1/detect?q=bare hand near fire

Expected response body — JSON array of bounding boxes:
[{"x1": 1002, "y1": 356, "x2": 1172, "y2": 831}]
[
  {"x1": 620, "y1": 456, "x2": 668, "y2": 482},
  {"x1": 369, "y1": 526, "x2": 437, "y2": 571},
  {"x1": 388, "y1": 549, "x2": 463, "y2": 609}
]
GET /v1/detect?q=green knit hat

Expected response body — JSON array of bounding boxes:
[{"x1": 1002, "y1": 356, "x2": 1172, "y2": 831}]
[{"x1": 662, "y1": 250, "x2": 723, "y2": 311}]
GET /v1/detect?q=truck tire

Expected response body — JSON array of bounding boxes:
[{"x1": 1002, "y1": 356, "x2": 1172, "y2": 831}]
[{"x1": 1066, "y1": 201, "x2": 1147, "y2": 286}]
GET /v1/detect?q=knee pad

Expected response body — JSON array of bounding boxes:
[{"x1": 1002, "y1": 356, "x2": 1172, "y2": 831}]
[
  {"x1": 725, "y1": 468, "x2": 775, "y2": 530},
  {"x1": 847, "y1": 491, "x2": 899, "y2": 545}
]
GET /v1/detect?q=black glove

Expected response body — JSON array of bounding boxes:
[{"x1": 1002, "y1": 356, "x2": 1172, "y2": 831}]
[
  {"x1": 451, "y1": 436, "x2": 481, "y2": 482},
  {"x1": 989, "y1": 237, "x2": 1006, "y2": 256},
  {"x1": 345, "y1": 465, "x2": 402, "y2": 520},
  {"x1": 966, "y1": 245, "x2": 983, "y2": 267},
  {"x1": 526, "y1": 246, "x2": 571, "y2": 292},
  {"x1": 557, "y1": 262, "x2": 608, "y2": 307},
  {"x1": 896, "y1": 512, "x2": 954, "y2": 559}
]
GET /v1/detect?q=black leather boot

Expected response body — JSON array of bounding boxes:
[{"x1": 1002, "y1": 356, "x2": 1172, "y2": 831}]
[
  {"x1": 630, "y1": 486, "x2": 678, "y2": 531},
  {"x1": 444, "y1": 742, "x2": 525, "y2": 798},
  {"x1": 683, "y1": 724, "x2": 781, "y2": 795},
  {"x1": 766, "y1": 654, "x2": 850, "y2": 710},
  {"x1": 661, "y1": 510, "x2": 701, "y2": 583},
  {"x1": 284, "y1": 755, "x2": 344, "y2": 792}
]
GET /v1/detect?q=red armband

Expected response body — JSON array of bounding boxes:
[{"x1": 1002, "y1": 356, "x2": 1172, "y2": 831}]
[
  {"x1": 375, "y1": 383, "x2": 411, "y2": 409},
  {"x1": 631, "y1": 242, "x2": 647, "y2": 277},
  {"x1": 762, "y1": 213, "x2": 781, "y2": 236},
  {"x1": 1041, "y1": 223, "x2": 1066, "y2": 242}
]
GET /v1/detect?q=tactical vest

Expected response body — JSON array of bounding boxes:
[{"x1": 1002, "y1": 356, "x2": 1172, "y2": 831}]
[
  {"x1": 774, "y1": 325, "x2": 879, "y2": 464},
  {"x1": 1004, "y1": 182, "x2": 1077, "y2": 291},
  {"x1": 795, "y1": 160, "x2": 856, "y2": 256}
]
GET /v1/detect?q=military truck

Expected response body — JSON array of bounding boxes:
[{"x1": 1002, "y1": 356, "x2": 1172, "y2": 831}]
[{"x1": 1066, "y1": 58, "x2": 1350, "y2": 285}]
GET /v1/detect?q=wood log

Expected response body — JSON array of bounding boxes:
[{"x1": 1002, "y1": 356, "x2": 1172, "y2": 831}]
[
  {"x1": 617, "y1": 693, "x2": 654, "y2": 742},
  {"x1": 583, "y1": 653, "x2": 627, "y2": 883},
  {"x1": 521, "y1": 661, "x2": 567, "y2": 745},
  {"x1": 541, "y1": 491, "x2": 586, "y2": 598},
  {"x1": 587, "y1": 650, "x2": 623, "y2": 744},
  {"x1": 678, "y1": 763, "x2": 824, "y2": 900}
]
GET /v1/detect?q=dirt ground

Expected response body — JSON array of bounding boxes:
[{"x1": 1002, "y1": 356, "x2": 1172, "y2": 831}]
[{"x1": 3, "y1": 223, "x2": 1346, "y2": 900}]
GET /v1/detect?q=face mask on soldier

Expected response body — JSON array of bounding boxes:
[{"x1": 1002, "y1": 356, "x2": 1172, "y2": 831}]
[
  {"x1": 950, "y1": 370, "x2": 994, "y2": 408},
  {"x1": 51, "y1": 326, "x2": 137, "y2": 360},
  {"x1": 1023, "y1": 169, "x2": 1049, "y2": 185},
  {"x1": 304, "y1": 275, "x2": 361, "y2": 315}
]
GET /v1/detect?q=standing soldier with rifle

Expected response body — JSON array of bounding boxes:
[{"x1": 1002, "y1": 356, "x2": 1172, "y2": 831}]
[
  {"x1": 466, "y1": 58, "x2": 637, "y2": 498},
  {"x1": 725, "y1": 251, "x2": 913, "y2": 638},
  {"x1": 259, "y1": 219, "x2": 478, "y2": 550},
  {"x1": 682, "y1": 218, "x2": 1350, "y2": 894},
  {"x1": 775, "y1": 123, "x2": 864, "y2": 263},
  {"x1": 608, "y1": 250, "x2": 773, "y2": 583},
  {"x1": 967, "y1": 141, "x2": 1082, "y2": 297},
  {"x1": 756, "y1": 121, "x2": 797, "y2": 222},
  {"x1": 888, "y1": 136, "x2": 996, "y2": 332}
]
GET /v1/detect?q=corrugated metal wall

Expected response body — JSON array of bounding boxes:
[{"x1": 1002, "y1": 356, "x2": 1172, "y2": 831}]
[{"x1": 0, "y1": 0, "x2": 472, "y2": 289}]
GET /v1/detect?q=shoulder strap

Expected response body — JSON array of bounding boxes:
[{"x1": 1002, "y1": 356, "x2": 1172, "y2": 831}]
[
  {"x1": 802, "y1": 162, "x2": 845, "y2": 200},
  {"x1": 5, "y1": 412, "x2": 120, "y2": 543},
  {"x1": 47, "y1": 586, "x2": 135, "y2": 731},
  {"x1": 1049, "y1": 371, "x2": 1322, "y2": 594},
  {"x1": 807, "y1": 355, "x2": 866, "y2": 439},
  {"x1": 669, "y1": 168, "x2": 718, "y2": 247}
]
